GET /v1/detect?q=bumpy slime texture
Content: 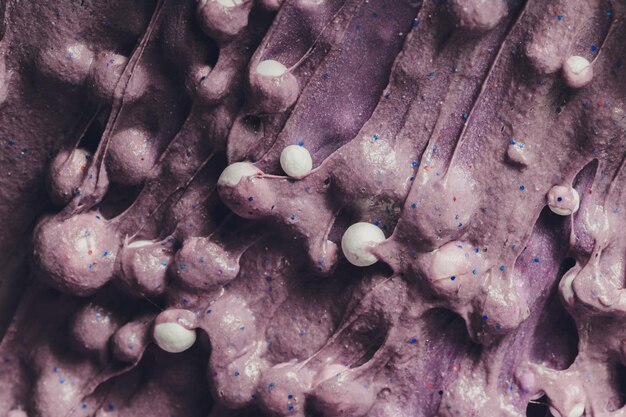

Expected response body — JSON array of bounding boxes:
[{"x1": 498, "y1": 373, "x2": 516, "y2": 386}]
[{"x1": 0, "y1": 0, "x2": 625, "y2": 416}]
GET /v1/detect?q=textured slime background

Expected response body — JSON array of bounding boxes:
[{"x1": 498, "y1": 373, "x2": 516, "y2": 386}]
[{"x1": 0, "y1": 0, "x2": 625, "y2": 416}]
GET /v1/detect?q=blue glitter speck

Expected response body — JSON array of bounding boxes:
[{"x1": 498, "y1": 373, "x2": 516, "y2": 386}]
[
  {"x1": 411, "y1": 203, "x2": 417, "y2": 209},
  {"x1": 298, "y1": 140, "x2": 305, "y2": 146},
  {"x1": 519, "y1": 185, "x2": 525, "y2": 191},
  {"x1": 556, "y1": 15, "x2": 564, "y2": 20},
  {"x1": 412, "y1": 161, "x2": 419, "y2": 167},
  {"x1": 409, "y1": 338, "x2": 417, "y2": 344},
  {"x1": 533, "y1": 257, "x2": 540, "y2": 263},
  {"x1": 499, "y1": 265, "x2": 505, "y2": 271},
  {"x1": 591, "y1": 44, "x2": 598, "y2": 52},
  {"x1": 482, "y1": 315, "x2": 488, "y2": 321}
]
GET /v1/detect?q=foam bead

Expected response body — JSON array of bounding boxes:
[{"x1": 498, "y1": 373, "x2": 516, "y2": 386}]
[
  {"x1": 217, "y1": 161, "x2": 261, "y2": 187},
  {"x1": 341, "y1": 222, "x2": 385, "y2": 266},
  {"x1": 248, "y1": 59, "x2": 299, "y2": 113},
  {"x1": 562, "y1": 56, "x2": 593, "y2": 89},
  {"x1": 280, "y1": 145, "x2": 313, "y2": 178},
  {"x1": 153, "y1": 320, "x2": 197, "y2": 354},
  {"x1": 547, "y1": 185, "x2": 580, "y2": 216},
  {"x1": 196, "y1": 0, "x2": 251, "y2": 42}
]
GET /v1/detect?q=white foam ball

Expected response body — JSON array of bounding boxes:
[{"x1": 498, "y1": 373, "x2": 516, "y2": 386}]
[
  {"x1": 341, "y1": 222, "x2": 385, "y2": 267},
  {"x1": 547, "y1": 186, "x2": 580, "y2": 216},
  {"x1": 280, "y1": 145, "x2": 313, "y2": 178},
  {"x1": 216, "y1": 0, "x2": 243, "y2": 6},
  {"x1": 567, "y1": 403, "x2": 585, "y2": 417},
  {"x1": 153, "y1": 322, "x2": 197, "y2": 353},
  {"x1": 218, "y1": 162, "x2": 260, "y2": 187},
  {"x1": 563, "y1": 56, "x2": 593, "y2": 89},
  {"x1": 256, "y1": 60, "x2": 287, "y2": 77}
]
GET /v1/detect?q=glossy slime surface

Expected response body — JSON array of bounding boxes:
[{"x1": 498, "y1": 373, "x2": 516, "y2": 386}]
[{"x1": 0, "y1": 0, "x2": 624, "y2": 416}]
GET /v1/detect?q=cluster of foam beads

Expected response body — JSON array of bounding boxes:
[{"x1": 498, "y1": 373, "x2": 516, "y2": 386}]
[{"x1": 1, "y1": 0, "x2": 626, "y2": 417}]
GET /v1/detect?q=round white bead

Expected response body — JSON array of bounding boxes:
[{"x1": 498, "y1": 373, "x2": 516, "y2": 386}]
[
  {"x1": 216, "y1": 0, "x2": 242, "y2": 7},
  {"x1": 567, "y1": 403, "x2": 585, "y2": 417},
  {"x1": 153, "y1": 322, "x2": 197, "y2": 353},
  {"x1": 547, "y1": 186, "x2": 580, "y2": 216},
  {"x1": 341, "y1": 222, "x2": 385, "y2": 267},
  {"x1": 563, "y1": 56, "x2": 593, "y2": 88},
  {"x1": 549, "y1": 403, "x2": 585, "y2": 417},
  {"x1": 218, "y1": 162, "x2": 260, "y2": 187},
  {"x1": 280, "y1": 145, "x2": 313, "y2": 178},
  {"x1": 256, "y1": 60, "x2": 287, "y2": 78}
]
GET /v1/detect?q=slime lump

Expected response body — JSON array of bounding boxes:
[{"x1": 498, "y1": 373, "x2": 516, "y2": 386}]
[{"x1": 0, "y1": 0, "x2": 625, "y2": 417}]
